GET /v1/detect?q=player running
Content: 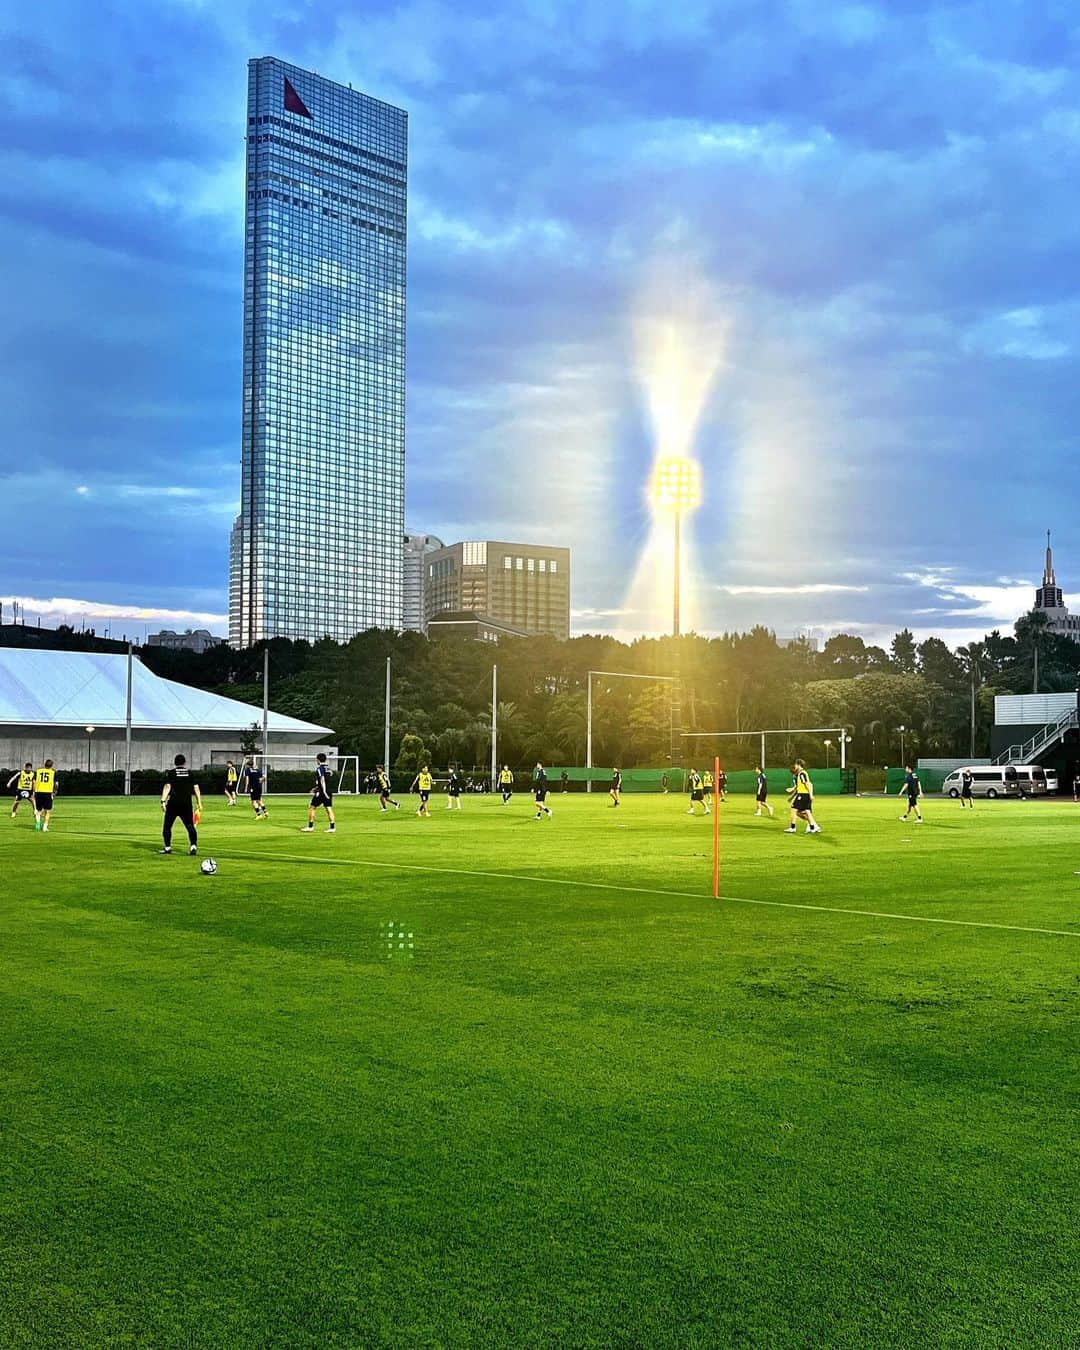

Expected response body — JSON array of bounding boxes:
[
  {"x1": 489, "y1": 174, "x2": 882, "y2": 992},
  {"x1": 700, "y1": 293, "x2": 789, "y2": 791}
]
[
  {"x1": 686, "y1": 768, "x2": 709, "y2": 815},
  {"x1": 239, "y1": 758, "x2": 268, "y2": 819},
  {"x1": 754, "y1": 766, "x2": 774, "y2": 817},
  {"x1": 784, "y1": 759, "x2": 821, "y2": 834},
  {"x1": 498, "y1": 765, "x2": 514, "y2": 804},
  {"x1": 609, "y1": 767, "x2": 621, "y2": 808},
  {"x1": 410, "y1": 765, "x2": 433, "y2": 817},
  {"x1": 33, "y1": 760, "x2": 57, "y2": 832},
  {"x1": 8, "y1": 762, "x2": 35, "y2": 821},
  {"x1": 701, "y1": 767, "x2": 714, "y2": 807},
  {"x1": 960, "y1": 768, "x2": 974, "y2": 809},
  {"x1": 159, "y1": 754, "x2": 202, "y2": 855},
  {"x1": 376, "y1": 765, "x2": 399, "y2": 811},
  {"x1": 717, "y1": 768, "x2": 728, "y2": 802},
  {"x1": 533, "y1": 762, "x2": 553, "y2": 820},
  {"x1": 898, "y1": 764, "x2": 923, "y2": 823},
  {"x1": 301, "y1": 752, "x2": 336, "y2": 833},
  {"x1": 446, "y1": 766, "x2": 463, "y2": 811},
  {"x1": 224, "y1": 760, "x2": 239, "y2": 805}
]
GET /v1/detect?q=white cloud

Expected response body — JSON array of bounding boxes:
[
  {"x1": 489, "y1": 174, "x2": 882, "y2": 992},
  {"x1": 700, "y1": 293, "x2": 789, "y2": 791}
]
[
  {"x1": 715, "y1": 583, "x2": 870, "y2": 596},
  {"x1": 3, "y1": 594, "x2": 226, "y2": 634}
]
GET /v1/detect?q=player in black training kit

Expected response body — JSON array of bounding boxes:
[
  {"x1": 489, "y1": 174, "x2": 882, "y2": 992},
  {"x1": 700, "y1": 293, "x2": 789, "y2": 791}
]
[
  {"x1": 301, "y1": 752, "x2": 336, "y2": 832},
  {"x1": 754, "y1": 766, "x2": 774, "y2": 817},
  {"x1": 960, "y1": 768, "x2": 974, "y2": 809},
  {"x1": 898, "y1": 764, "x2": 923, "y2": 823},
  {"x1": 609, "y1": 767, "x2": 621, "y2": 807},
  {"x1": 160, "y1": 754, "x2": 202, "y2": 855},
  {"x1": 533, "y1": 762, "x2": 553, "y2": 820},
  {"x1": 446, "y1": 766, "x2": 463, "y2": 811},
  {"x1": 240, "y1": 758, "x2": 268, "y2": 818}
]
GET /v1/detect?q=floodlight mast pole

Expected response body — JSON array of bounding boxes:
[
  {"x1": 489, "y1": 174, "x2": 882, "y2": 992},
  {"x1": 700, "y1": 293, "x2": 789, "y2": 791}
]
[
  {"x1": 384, "y1": 656, "x2": 391, "y2": 771},
  {"x1": 673, "y1": 508, "x2": 682, "y2": 639},
  {"x1": 586, "y1": 672, "x2": 593, "y2": 794},
  {"x1": 262, "y1": 646, "x2": 269, "y2": 776},
  {"x1": 490, "y1": 664, "x2": 497, "y2": 790},
  {"x1": 124, "y1": 641, "x2": 133, "y2": 797}
]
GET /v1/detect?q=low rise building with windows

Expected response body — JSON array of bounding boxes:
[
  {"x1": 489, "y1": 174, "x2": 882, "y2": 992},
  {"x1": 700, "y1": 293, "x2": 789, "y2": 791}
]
[{"x1": 424, "y1": 540, "x2": 570, "y2": 640}]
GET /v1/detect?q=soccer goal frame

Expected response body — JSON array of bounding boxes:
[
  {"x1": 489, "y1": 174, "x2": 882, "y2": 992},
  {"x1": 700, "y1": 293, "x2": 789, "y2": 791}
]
[
  {"x1": 210, "y1": 751, "x2": 361, "y2": 794},
  {"x1": 585, "y1": 670, "x2": 675, "y2": 792},
  {"x1": 681, "y1": 727, "x2": 852, "y2": 770}
]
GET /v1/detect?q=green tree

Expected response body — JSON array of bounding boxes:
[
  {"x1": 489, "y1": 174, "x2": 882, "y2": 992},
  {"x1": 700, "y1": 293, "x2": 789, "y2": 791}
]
[{"x1": 395, "y1": 734, "x2": 430, "y2": 773}]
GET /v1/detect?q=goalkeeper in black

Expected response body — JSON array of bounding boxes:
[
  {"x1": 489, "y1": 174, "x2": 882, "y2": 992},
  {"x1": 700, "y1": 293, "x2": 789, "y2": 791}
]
[{"x1": 160, "y1": 754, "x2": 202, "y2": 855}]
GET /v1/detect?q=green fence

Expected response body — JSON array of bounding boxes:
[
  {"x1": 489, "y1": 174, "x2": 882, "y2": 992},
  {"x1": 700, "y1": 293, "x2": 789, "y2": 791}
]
[
  {"x1": 548, "y1": 767, "x2": 854, "y2": 795},
  {"x1": 885, "y1": 768, "x2": 949, "y2": 795}
]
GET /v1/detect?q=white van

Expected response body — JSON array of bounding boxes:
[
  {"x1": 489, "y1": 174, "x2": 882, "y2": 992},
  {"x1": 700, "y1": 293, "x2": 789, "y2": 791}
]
[
  {"x1": 1011, "y1": 765, "x2": 1050, "y2": 796},
  {"x1": 943, "y1": 766, "x2": 1023, "y2": 799}
]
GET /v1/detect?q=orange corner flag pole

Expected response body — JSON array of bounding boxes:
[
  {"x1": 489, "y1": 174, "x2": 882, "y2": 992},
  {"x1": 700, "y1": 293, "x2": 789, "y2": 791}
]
[{"x1": 712, "y1": 754, "x2": 720, "y2": 899}]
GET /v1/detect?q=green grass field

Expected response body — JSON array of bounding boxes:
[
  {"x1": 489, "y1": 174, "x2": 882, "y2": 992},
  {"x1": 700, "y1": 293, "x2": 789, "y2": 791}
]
[{"x1": 3, "y1": 789, "x2": 1079, "y2": 1347}]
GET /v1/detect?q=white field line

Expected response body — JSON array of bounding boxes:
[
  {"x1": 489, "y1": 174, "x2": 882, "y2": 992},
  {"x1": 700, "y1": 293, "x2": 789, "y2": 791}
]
[{"x1": 45, "y1": 830, "x2": 1080, "y2": 941}]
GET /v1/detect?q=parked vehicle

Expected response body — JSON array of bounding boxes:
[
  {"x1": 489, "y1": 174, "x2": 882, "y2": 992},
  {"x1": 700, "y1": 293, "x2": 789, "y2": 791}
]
[
  {"x1": 943, "y1": 766, "x2": 1023, "y2": 799},
  {"x1": 1011, "y1": 765, "x2": 1050, "y2": 796}
]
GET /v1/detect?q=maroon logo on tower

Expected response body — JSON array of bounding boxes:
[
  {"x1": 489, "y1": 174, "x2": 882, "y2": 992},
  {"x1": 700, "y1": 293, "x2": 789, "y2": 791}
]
[{"x1": 283, "y1": 76, "x2": 312, "y2": 118}]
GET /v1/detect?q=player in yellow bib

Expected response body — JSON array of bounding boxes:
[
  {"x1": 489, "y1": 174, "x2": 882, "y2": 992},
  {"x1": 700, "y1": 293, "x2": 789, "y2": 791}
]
[
  {"x1": 410, "y1": 766, "x2": 433, "y2": 817},
  {"x1": 784, "y1": 758, "x2": 821, "y2": 834},
  {"x1": 498, "y1": 765, "x2": 514, "y2": 804},
  {"x1": 7, "y1": 762, "x2": 36, "y2": 821},
  {"x1": 33, "y1": 761, "x2": 57, "y2": 832},
  {"x1": 224, "y1": 760, "x2": 239, "y2": 806}
]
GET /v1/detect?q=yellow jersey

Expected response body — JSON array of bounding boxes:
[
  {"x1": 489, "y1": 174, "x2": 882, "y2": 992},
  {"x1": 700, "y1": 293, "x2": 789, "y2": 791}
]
[
  {"x1": 702, "y1": 771, "x2": 714, "y2": 788},
  {"x1": 793, "y1": 768, "x2": 812, "y2": 796},
  {"x1": 226, "y1": 766, "x2": 238, "y2": 784},
  {"x1": 17, "y1": 769, "x2": 34, "y2": 791},
  {"x1": 419, "y1": 771, "x2": 433, "y2": 791},
  {"x1": 499, "y1": 770, "x2": 513, "y2": 786},
  {"x1": 35, "y1": 767, "x2": 55, "y2": 793}
]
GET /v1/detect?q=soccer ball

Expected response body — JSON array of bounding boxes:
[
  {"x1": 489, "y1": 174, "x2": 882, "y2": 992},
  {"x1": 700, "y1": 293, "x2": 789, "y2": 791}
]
[{"x1": 200, "y1": 858, "x2": 218, "y2": 875}]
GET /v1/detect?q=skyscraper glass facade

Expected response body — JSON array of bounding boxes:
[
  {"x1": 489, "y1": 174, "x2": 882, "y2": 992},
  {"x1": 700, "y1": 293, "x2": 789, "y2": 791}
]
[{"x1": 230, "y1": 57, "x2": 407, "y2": 648}]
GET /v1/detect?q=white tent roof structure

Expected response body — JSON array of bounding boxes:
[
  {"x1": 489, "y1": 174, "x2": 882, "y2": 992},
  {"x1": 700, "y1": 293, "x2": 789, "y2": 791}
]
[{"x1": 0, "y1": 648, "x2": 332, "y2": 737}]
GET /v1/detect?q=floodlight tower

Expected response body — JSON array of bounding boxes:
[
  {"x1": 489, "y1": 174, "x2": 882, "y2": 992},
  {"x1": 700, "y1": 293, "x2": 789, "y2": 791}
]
[{"x1": 652, "y1": 457, "x2": 701, "y2": 772}]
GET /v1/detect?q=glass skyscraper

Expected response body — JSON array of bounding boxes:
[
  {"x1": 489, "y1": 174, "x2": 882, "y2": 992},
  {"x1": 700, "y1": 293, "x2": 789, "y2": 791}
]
[{"x1": 230, "y1": 57, "x2": 407, "y2": 647}]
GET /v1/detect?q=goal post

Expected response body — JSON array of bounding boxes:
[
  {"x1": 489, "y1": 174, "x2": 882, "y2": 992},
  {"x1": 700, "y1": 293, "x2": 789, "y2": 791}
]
[
  {"x1": 585, "y1": 669, "x2": 675, "y2": 793},
  {"x1": 209, "y1": 751, "x2": 360, "y2": 794}
]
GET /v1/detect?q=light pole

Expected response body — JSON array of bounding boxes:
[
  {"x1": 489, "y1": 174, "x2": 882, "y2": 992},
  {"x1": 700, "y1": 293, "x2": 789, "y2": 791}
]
[
  {"x1": 824, "y1": 738, "x2": 833, "y2": 769},
  {"x1": 85, "y1": 725, "x2": 95, "y2": 774},
  {"x1": 652, "y1": 457, "x2": 701, "y2": 638},
  {"x1": 897, "y1": 724, "x2": 906, "y2": 766}
]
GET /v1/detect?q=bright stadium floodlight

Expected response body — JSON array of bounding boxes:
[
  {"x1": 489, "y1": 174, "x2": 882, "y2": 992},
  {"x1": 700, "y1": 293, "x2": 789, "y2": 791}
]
[{"x1": 651, "y1": 457, "x2": 701, "y2": 637}]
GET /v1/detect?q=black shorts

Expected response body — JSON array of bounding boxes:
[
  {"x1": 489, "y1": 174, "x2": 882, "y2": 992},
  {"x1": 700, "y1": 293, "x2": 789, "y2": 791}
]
[
  {"x1": 449, "y1": 788, "x2": 461, "y2": 798},
  {"x1": 36, "y1": 793, "x2": 54, "y2": 811},
  {"x1": 311, "y1": 791, "x2": 333, "y2": 808},
  {"x1": 419, "y1": 790, "x2": 430, "y2": 802},
  {"x1": 227, "y1": 780, "x2": 238, "y2": 792},
  {"x1": 907, "y1": 795, "x2": 919, "y2": 809},
  {"x1": 250, "y1": 790, "x2": 263, "y2": 804},
  {"x1": 792, "y1": 793, "x2": 812, "y2": 812},
  {"x1": 380, "y1": 789, "x2": 392, "y2": 801},
  {"x1": 14, "y1": 788, "x2": 32, "y2": 801},
  {"x1": 756, "y1": 790, "x2": 768, "y2": 803},
  {"x1": 961, "y1": 787, "x2": 973, "y2": 799},
  {"x1": 691, "y1": 790, "x2": 703, "y2": 802},
  {"x1": 535, "y1": 788, "x2": 547, "y2": 802}
]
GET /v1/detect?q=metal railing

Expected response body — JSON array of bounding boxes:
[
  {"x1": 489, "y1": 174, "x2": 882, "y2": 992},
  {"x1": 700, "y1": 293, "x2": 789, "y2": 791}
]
[{"x1": 993, "y1": 707, "x2": 1077, "y2": 765}]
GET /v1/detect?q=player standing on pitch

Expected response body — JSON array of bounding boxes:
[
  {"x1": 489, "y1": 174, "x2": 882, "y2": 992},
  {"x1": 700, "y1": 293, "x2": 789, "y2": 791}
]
[
  {"x1": 898, "y1": 764, "x2": 923, "y2": 824},
  {"x1": 224, "y1": 760, "x2": 239, "y2": 806},
  {"x1": 8, "y1": 762, "x2": 35, "y2": 821},
  {"x1": 33, "y1": 760, "x2": 57, "y2": 832},
  {"x1": 499, "y1": 765, "x2": 514, "y2": 804},
  {"x1": 160, "y1": 754, "x2": 202, "y2": 855},
  {"x1": 784, "y1": 759, "x2": 821, "y2": 834},
  {"x1": 686, "y1": 768, "x2": 709, "y2": 815},
  {"x1": 533, "y1": 762, "x2": 553, "y2": 820},
  {"x1": 410, "y1": 765, "x2": 433, "y2": 817},
  {"x1": 446, "y1": 766, "x2": 463, "y2": 811},
  {"x1": 376, "y1": 765, "x2": 399, "y2": 812},
  {"x1": 301, "y1": 752, "x2": 336, "y2": 833},
  {"x1": 609, "y1": 767, "x2": 621, "y2": 808},
  {"x1": 239, "y1": 758, "x2": 269, "y2": 819},
  {"x1": 960, "y1": 768, "x2": 974, "y2": 809},
  {"x1": 754, "y1": 766, "x2": 774, "y2": 817}
]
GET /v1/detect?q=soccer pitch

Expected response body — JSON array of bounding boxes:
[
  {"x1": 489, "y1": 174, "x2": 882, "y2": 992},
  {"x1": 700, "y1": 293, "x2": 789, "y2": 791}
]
[{"x1": 3, "y1": 793, "x2": 1079, "y2": 1347}]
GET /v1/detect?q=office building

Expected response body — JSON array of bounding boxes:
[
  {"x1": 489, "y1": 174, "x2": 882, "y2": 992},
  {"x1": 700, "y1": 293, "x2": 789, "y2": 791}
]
[
  {"x1": 403, "y1": 532, "x2": 444, "y2": 633},
  {"x1": 230, "y1": 57, "x2": 407, "y2": 648},
  {"x1": 424, "y1": 541, "x2": 571, "y2": 640},
  {"x1": 1033, "y1": 532, "x2": 1080, "y2": 639},
  {"x1": 146, "y1": 629, "x2": 225, "y2": 654}
]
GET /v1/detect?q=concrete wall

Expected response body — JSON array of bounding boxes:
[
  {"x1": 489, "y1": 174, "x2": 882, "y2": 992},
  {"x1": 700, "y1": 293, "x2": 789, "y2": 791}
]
[{"x1": 0, "y1": 731, "x2": 334, "y2": 773}]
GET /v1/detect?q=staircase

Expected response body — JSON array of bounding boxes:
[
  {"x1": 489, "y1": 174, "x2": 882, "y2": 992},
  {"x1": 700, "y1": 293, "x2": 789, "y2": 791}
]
[{"x1": 993, "y1": 707, "x2": 1078, "y2": 765}]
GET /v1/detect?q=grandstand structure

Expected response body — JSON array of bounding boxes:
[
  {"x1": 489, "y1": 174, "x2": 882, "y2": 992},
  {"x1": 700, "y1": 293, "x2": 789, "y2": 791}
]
[{"x1": 0, "y1": 647, "x2": 333, "y2": 772}]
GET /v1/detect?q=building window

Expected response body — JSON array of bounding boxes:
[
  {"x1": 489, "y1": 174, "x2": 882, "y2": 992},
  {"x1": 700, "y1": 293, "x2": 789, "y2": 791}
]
[
  {"x1": 550, "y1": 560, "x2": 558, "y2": 574},
  {"x1": 516, "y1": 557, "x2": 523, "y2": 570},
  {"x1": 503, "y1": 555, "x2": 512, "y2": 569},
  {"x1": 539, "y1": 559, "x2": 547, "y2": 573},
  {"x1": 463, "y1": 541, "x2": 487, "y2": 566}
]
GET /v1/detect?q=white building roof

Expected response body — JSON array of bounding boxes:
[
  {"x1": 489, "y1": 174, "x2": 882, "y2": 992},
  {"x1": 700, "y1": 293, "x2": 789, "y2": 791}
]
[{"x1": 0, "y1": 648, "x2": 333, "y2": 737}]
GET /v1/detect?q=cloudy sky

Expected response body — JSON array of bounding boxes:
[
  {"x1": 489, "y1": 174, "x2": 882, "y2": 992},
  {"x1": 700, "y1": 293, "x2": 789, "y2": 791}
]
[{"x1": 3, "y1": 0, "x2": 1079, "y2": 645}]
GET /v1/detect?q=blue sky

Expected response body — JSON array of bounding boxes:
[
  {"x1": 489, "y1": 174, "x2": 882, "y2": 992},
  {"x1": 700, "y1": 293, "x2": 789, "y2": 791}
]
[{"x1": 3, "y1": 0, "x2": 1080, "y2": 645}]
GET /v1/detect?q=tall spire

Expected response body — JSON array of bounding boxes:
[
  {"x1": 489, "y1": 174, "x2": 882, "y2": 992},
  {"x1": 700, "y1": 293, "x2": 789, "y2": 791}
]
[{"x1": 1045, "y1": 529, "x2": 1056, "y2": 586}]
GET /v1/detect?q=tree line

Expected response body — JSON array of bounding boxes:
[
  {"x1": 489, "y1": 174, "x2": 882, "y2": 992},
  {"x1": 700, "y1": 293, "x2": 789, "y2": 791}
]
[{"x1": 136, "y1": 609, "x2": 1080, "y2": 771}]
